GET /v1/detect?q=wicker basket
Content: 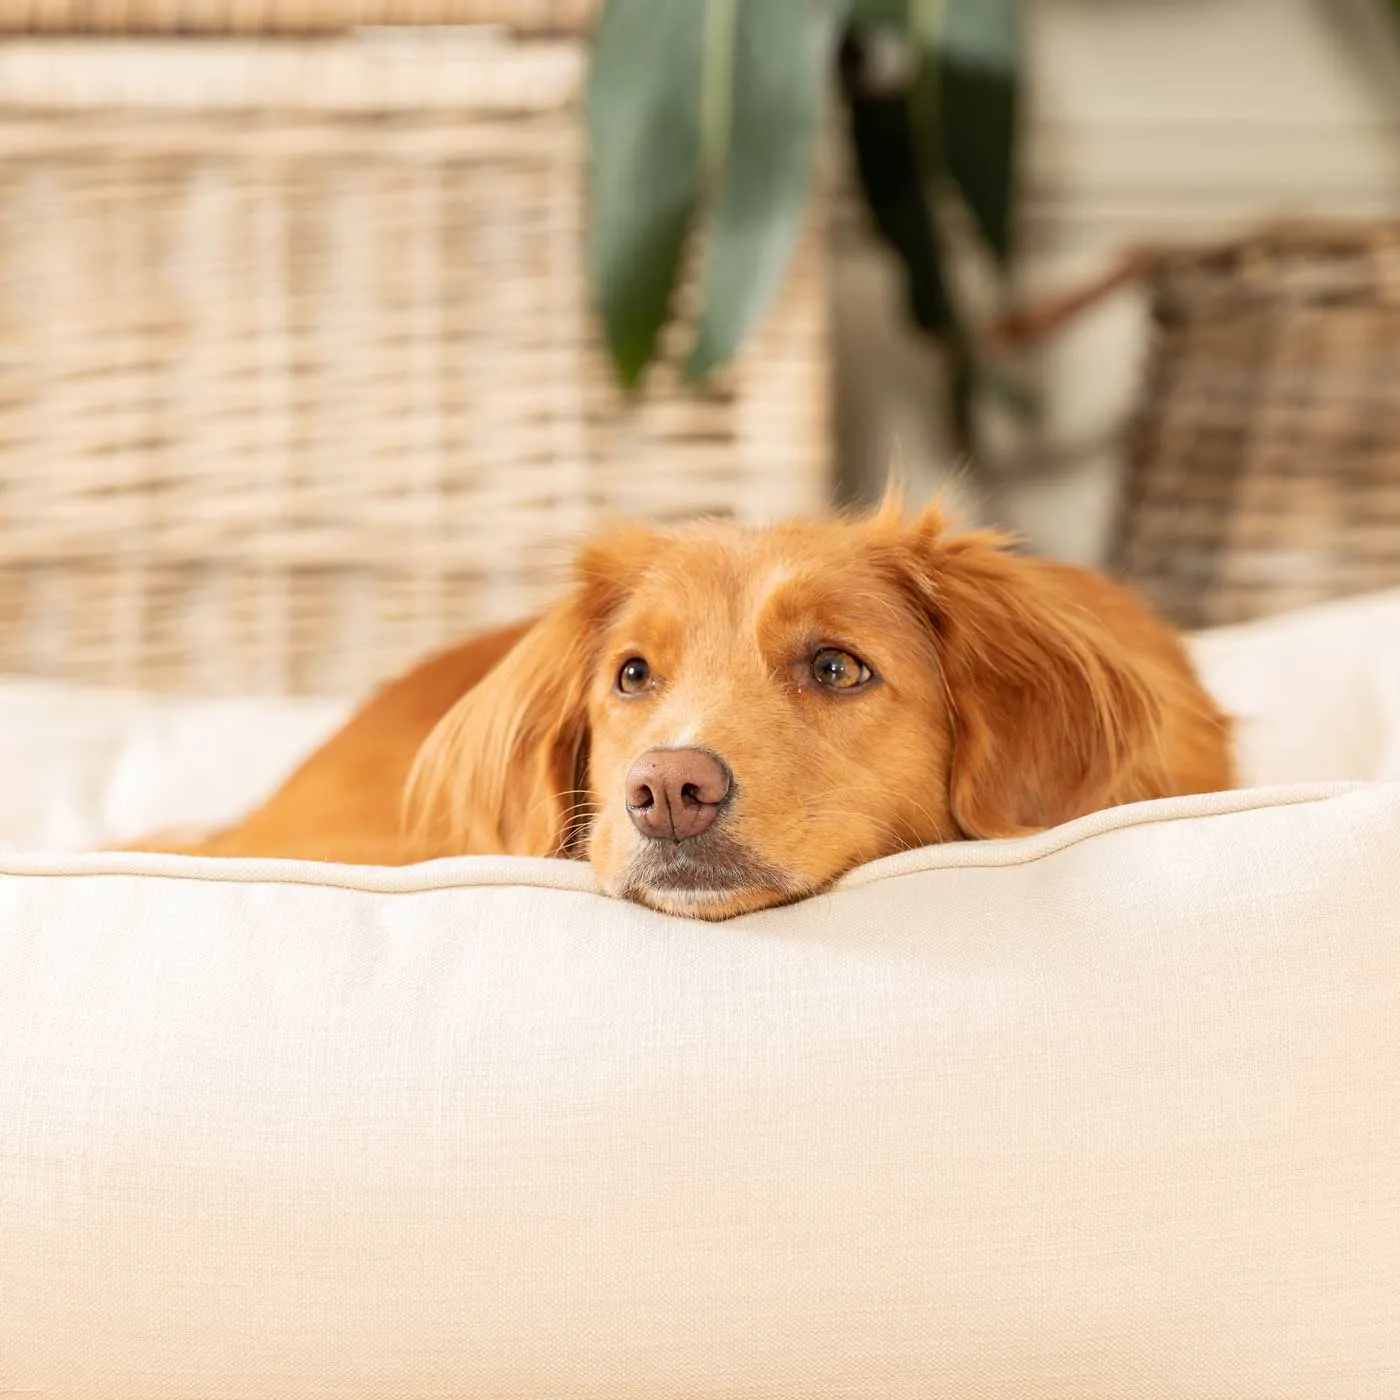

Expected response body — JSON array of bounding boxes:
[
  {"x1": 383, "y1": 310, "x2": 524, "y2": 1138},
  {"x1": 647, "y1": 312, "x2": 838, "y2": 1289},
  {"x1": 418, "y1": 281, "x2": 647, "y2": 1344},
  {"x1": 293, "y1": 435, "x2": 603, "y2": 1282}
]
[
  {"x1": 1108, "y1": 224, "x2": 1400, "y2": 630},
  {"x1": 0, "y1": 36, "x2": 830, "y2": 695},
  {"x1": 6, "y1": 1, "x2": 598, "y2": 34}
]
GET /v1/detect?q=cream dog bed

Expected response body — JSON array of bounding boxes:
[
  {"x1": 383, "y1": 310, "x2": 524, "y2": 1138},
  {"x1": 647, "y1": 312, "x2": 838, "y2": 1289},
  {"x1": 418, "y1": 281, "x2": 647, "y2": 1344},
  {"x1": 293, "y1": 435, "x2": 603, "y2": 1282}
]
[{"x1": 2, "y1": 590, "x2": 1399, "y2": 1398}]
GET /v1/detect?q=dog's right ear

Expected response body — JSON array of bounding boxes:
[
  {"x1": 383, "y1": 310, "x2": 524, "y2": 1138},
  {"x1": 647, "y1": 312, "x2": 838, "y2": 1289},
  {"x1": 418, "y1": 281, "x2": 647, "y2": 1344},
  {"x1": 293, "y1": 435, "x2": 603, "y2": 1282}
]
[{"x1": 405, "y1": 525, "x2": 653, "y2": 858}]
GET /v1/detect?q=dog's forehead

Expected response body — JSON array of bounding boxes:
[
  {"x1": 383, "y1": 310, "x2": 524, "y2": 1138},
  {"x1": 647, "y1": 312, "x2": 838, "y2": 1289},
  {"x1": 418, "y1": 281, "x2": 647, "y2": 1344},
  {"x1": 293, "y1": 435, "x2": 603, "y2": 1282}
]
[
  {"x1": 614, "y1": 521, "x2": 910, "y2": 641},
  {"x1": 655, "y1": 520, "x2": 883, "y2": 583}
]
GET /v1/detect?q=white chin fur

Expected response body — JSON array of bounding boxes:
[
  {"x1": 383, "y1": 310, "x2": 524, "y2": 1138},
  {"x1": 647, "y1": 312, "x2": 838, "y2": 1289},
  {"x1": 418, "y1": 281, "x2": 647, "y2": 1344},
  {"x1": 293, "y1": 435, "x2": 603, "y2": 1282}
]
[
  {"x1": 622, "y1": 883, "x2": 760, "y2": 919},
  {"x1": 643, "y1": 887, "x2": 741, "y2": 909}
]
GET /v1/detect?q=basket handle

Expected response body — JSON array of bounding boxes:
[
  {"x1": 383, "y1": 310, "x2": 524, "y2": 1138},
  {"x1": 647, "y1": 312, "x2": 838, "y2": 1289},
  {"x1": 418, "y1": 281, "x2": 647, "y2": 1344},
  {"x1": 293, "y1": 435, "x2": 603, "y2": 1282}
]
[
  {"x1": 983, "y1": 250, "x2": 1154, "y2": 352},
  {"x1": 983, "y1": 218, "x2": 1400, "y2": 352}
]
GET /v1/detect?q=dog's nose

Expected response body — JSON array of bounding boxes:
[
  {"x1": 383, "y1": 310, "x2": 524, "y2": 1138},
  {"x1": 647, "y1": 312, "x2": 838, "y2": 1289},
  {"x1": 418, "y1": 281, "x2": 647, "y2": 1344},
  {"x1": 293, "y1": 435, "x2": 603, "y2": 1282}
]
[{"x1": 625, "y1": 747, "x2": 731, "y2": 842}]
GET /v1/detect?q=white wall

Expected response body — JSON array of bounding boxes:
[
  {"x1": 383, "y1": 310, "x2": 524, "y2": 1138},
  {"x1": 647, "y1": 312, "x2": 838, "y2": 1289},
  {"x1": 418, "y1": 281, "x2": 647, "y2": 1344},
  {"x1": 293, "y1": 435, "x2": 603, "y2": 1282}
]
[{"x1": 834, "y1": 0, "x2": 1400, "y2": 561}]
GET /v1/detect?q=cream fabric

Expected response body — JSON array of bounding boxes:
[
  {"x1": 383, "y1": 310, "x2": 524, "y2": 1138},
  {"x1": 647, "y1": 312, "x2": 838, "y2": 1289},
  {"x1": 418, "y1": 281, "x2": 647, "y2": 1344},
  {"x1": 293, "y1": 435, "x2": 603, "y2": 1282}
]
[
  {"x1": 1189, "y1": 586, "x2": 1400, "y2": 785},
  {"x1": 1, "y1": 782, "x2": 1398, "y2": 1397},
  {"x1": 0, "y1": 678, "x2": 348, "y2": 850},
  {"x1": 2, "y1": 590, "x2": 1400, "y2": 1396}
]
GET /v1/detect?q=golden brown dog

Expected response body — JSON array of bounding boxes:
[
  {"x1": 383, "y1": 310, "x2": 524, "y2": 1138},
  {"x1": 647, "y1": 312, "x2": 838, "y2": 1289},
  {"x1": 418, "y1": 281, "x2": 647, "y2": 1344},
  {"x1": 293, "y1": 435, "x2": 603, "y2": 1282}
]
[{"x1": 143, "y1": 501, "x2": 1234, "y2": 918}]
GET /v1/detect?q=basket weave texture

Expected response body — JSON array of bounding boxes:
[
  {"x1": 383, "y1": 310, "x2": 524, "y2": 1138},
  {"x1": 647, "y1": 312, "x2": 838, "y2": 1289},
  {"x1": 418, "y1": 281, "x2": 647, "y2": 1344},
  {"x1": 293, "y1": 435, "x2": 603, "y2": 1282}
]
[
  {"x1": 0, "y1": 38, "x2": 830, "y2": 696},
  {"x1": 1114, "y1": 224, "x2": 1400, "y2": 630},
  {"x1": 6, "y1": 1, "x2": 597, "y2": 34}
]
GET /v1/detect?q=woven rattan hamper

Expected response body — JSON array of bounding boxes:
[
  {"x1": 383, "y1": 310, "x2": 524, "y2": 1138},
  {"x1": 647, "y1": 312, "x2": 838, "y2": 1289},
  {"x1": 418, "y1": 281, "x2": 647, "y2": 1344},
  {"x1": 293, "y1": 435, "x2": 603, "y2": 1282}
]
[
  {"x1": 0, "y1": 34, "x2": 830, "y2": 695},
  {"x1": 8, "y1": 0, "x2": 599, "y2": 34},
  {"x1": 1112, "y1": 224, "x2": 1400, "y2": 630}
]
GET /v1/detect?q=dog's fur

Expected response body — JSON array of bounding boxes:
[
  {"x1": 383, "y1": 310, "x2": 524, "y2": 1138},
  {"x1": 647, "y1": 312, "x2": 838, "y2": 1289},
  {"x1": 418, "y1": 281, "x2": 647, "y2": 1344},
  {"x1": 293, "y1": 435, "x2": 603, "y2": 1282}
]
[{"x1": 138, "y1": 502, "x2": 1234, "y2": 918}]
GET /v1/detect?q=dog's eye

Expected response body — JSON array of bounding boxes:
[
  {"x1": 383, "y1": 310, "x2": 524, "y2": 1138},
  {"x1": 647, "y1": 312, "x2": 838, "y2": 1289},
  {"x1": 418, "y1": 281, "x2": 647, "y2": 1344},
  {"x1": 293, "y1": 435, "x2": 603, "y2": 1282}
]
[
  {"x1": 616, "y1": 656, "x2": 653, "y2": 695},
  {"x1": 810, "y1": 647, "x2": 872, "y2": 691}
]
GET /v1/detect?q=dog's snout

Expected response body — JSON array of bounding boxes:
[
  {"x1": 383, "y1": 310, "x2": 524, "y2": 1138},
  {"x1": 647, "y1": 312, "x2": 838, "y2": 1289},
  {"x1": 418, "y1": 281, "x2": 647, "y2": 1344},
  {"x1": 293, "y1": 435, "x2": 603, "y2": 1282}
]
[{"x1": 625, "y1": 747, "x2": 731, "y2": 841}]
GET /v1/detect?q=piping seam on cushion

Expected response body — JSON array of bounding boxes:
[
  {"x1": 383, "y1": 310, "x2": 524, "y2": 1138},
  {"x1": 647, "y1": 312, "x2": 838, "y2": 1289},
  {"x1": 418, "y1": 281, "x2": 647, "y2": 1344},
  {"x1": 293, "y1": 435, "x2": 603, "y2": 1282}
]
[{"x1": 0, "y1": 782, "x2": 1381, "y2": 896}]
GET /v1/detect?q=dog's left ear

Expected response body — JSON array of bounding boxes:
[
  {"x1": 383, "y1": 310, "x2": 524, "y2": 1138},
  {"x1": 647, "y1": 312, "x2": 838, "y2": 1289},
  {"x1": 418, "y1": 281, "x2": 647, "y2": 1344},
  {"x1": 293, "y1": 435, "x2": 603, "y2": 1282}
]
[
  {"x1": 407, "y1": 525, "x2": 653, "y2": 857},
  {"x1": 898, "y1": 506, "x2": 1167, "y2": 839}
]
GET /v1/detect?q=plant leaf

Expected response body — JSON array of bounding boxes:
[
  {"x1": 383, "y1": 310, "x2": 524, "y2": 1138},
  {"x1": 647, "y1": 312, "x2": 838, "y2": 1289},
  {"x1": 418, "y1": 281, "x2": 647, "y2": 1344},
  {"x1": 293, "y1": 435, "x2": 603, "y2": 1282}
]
[
  {"x1": 934, "y1": 0, "x2": 1022, "y2": 264},
  {"x1": 684, "y1": 0, "x2": 839, "y2": 381},
  {"x1": 840, "y1": 35, "x2": 953, "y2": 335},
  {"x1": 586, "y1": 0, "x2": 707, "y2": 387},
  {"x1": 847, "y1": 0, "x2": 907, "y2": 27},
  {"x1": 839, "y1": 24, "x2": 980, "y2": 451}
]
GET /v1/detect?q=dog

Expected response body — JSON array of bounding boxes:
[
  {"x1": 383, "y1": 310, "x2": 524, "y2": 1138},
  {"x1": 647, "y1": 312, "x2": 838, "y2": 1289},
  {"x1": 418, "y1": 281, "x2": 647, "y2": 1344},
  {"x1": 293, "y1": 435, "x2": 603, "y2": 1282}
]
[{"x1": 139, "y1": 500, "x2": 1234, "y2": 919}]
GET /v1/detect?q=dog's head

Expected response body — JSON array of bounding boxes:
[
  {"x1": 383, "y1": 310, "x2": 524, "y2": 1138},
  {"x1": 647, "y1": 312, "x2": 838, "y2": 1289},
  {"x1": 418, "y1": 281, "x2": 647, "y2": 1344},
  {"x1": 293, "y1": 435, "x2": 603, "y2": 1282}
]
[{"x1": 408, "y1": 502, "x2": 1194, "y2": 919}]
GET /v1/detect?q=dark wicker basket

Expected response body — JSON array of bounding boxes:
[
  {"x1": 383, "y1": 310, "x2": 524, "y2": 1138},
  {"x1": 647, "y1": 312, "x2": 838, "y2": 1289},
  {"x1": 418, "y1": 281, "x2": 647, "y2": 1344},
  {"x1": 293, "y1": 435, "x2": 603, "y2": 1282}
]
[{"x1": 1114, "y1": 224, "x2": 1400, "y2": 629}]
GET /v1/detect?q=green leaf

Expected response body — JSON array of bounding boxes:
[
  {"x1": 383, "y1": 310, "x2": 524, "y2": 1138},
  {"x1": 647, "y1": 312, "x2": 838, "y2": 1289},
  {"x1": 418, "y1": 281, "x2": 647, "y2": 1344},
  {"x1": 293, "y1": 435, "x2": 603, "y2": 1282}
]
[
  {"x1": 586, "y1": 1, "x2": 707, "y2": 387},
  {"x1": 847, "y1": 0, "x2": 908, "y2": 28},
  {"x1": 934, "y1": 0, "x2": 1022, "y2": 264},
  {"x1": 684, "y1": 0, "x2": 839, "y2": 381},
  {"x1": 840, "y1": 38, "x2": 952, "y2": 335},
  {"x1": 839, "y1": 23, "x2": 978, "y2": 451}
]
